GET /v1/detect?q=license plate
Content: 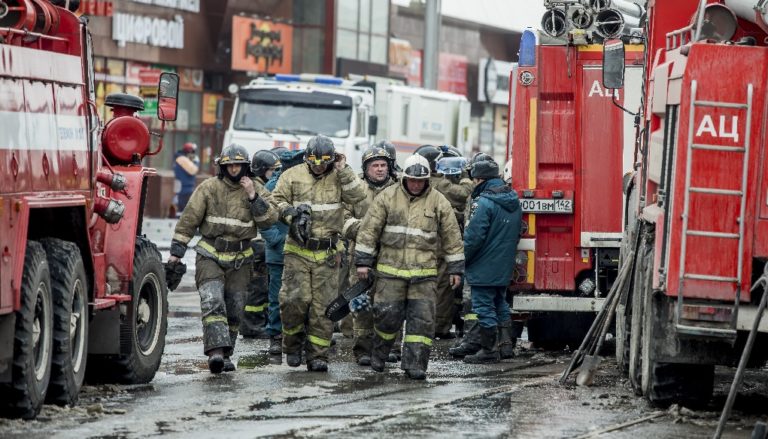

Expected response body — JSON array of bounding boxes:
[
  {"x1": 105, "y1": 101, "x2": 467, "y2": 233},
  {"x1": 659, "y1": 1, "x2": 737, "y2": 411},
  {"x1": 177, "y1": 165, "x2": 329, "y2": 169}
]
[{"x1": 520, "y1": 198, "x2": 573, "y2": 214}]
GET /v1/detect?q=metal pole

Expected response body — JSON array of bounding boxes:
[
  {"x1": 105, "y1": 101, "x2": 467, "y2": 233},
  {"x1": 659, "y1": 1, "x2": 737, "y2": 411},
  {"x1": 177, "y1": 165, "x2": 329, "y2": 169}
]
[{"x1": 423, "y1": 0, "x2": 441, "y2": 90}]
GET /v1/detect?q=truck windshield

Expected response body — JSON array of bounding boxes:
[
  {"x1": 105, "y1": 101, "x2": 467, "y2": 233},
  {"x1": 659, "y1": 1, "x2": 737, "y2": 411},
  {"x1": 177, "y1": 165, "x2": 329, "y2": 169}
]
[{"x1": 233, "y1": 90, "x2": 354, "y2": 138}]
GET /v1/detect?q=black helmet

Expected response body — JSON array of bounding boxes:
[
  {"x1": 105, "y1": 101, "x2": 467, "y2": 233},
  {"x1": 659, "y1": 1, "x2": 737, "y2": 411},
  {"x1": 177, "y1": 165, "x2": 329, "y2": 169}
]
[
  {"x1": 251, "y1": 150, "x2": 280, "y2": 177},
  {"x1": 375, "y1": 140, "x2": 401, "y2": 175},
  {"x1": 304, "y1": 135, "x2": 336, "y2": 166},
  {"x1": 470, "y1": 159, "x2": 500, "y2": 180},
  {"x1": 439, "y1": 144, "x2": 462, "y2": 158},
  {"x1": 218, "y1": 144, "x2": 250, "y2": 166},
  {"x1": 362, "y1": 145, "x2": 390, "y2": 170},
  {"x1": 270, "y1": 146, "x2": 289, "y2": 156},
  {"x1": 414, "y1": 145, "x2": 442, "y2": 172}
]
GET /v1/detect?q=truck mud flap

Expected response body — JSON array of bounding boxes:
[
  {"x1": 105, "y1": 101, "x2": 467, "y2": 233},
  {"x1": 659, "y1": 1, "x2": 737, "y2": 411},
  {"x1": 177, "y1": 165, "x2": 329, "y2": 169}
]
[
  {"x1": 0, "y1": 313, "x2": 15, "y2": 382},
  {"x1": 87, "y1": 307, "x2": 121, "y2": 355}
]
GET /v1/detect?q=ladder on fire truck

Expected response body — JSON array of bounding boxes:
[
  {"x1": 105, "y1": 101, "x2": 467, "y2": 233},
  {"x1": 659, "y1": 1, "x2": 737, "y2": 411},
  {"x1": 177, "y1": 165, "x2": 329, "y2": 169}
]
[{"x1": 676, "y1": 80, "x2": 753, "y2": 340}]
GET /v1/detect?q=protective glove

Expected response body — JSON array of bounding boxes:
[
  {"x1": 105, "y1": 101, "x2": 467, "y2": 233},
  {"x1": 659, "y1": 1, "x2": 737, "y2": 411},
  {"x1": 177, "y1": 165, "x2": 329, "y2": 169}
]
[
  {"x1": 280, "y1": 206, "x2": 299, "y2": 225},
  {"x1": 288, "y1": 204, "x2": 312, "y2": 245},
  {"x1": 349, "y1": 292, "x2": 372, "y2": 313},
  {"x1": 164, "y1": 260, "x2": 187, "y2": 291}
]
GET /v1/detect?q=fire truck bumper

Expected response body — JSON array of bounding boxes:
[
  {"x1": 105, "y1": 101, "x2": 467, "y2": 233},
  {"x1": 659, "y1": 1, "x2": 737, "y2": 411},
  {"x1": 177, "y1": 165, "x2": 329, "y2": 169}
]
[
  {"x1": 512, "y1": 295, "x2": 605, "y2": 313},
  {"x1": 736, "y1": 305, "x2": 768, "y2": 333}
]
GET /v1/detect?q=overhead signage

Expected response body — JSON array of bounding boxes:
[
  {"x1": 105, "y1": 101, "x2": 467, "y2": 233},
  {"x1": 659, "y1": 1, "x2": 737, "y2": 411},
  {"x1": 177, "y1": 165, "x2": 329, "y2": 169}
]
[
  {"x1": 112, "y1": 12, "x2": 185, "y2": 49},
  {"x1": 231, "y1": 16, "x2": 293, "y2": 74},
  {"x1": 131, "y1": 0, "x2": 200, "y2": 13},
  {"x1": 478, "y1": 58, "x2": 515, "y2": 105}
]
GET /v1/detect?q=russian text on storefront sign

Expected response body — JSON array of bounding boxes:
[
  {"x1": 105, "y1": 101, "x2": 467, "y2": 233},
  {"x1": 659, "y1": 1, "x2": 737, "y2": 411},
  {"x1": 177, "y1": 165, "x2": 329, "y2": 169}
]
[
  {"x1": 130, "y1": 0, "x2": 199, "y2": 13},
  {"x1": 112, "y1": 13, "x2": 184, "y2": 49}
]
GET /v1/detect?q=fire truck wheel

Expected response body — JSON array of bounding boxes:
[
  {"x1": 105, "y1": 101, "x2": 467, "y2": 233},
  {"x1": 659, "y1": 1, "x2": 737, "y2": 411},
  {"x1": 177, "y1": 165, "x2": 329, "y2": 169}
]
[
  {"x1": 40, "y1": 238, "x2": 88, "y2": 407},
  {"x1": 115, "y1": 237, "x2": 168, "y2": 384},
  {"x1": 0, "y1": 241, "x2": 53, "y2": 419}
]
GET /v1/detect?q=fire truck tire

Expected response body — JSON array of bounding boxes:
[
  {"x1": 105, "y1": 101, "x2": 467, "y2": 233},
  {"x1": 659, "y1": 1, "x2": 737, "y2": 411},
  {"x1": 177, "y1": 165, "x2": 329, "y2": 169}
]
[
  {"x1": 0, "y1": 241, "x2": 53, "y2": 419},
  {"x1": 117, "y1": 237, "x2": 167, "y2": 383},
  {"x1": 40, "y1": 238, "x2": 88, "y2": 407},
  {"x1": 628, "y1": 222, "x2": 653, "y2": 396},
  {"x1": 88, "y1": 237, "x2": 167, "y2": 384}
]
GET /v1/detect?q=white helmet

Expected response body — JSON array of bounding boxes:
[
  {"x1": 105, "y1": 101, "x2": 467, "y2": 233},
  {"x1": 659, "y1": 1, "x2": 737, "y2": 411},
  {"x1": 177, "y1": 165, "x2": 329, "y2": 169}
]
[
  {"x1": 403, "y1": 154, "x2": 431, "y2": 179},
  {"x1": 504, "y1": 159, "x2": 513, "y2": 183}
]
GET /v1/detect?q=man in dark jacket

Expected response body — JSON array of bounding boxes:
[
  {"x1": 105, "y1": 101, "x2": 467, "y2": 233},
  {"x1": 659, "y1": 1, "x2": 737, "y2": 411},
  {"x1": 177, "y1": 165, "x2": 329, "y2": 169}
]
[{"x1": 458, "y1": 159, "x2": 522, "y2": 364}]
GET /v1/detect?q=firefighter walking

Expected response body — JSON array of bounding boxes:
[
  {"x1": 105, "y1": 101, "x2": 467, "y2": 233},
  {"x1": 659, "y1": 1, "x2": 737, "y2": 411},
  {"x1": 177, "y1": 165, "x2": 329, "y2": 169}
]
[
  {"x1": 272, "y1": 135, "x2": 367, "y2": 372},
  {"x1": 342, "y1": 143, "x2": 398, "y2": 366},
  {"x1": 355, "y1": 154, "x2": 464, "y2": 380},
  {"x1": 167, "y1": 144, "x2": 277, "y2": 373}
]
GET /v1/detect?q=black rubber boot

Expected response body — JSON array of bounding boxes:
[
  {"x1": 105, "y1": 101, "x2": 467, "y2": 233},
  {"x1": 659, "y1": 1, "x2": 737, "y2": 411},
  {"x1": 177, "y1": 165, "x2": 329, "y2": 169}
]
[
  {"x1": 357, "y1": 355, "x2": 372, "y2": 366},
  {"x1": 223, "y1": 357, "x2": 236, "y2": 372},
  {"x1": 449, "y1": 321, "x2": 481, "y2": 358},
  {"x1": 371, "y1": 355, "x2": 385, "y2": 372},
  {"x1": 498, "y1": 319, "x2": 517, "y2": 360},
  {"x1": 307, "y1": 359, "x2": 328, "y2": 372},
  {"x1": 286, "y1": 353, "x2": 301, "y2": 367},
  {"x1": 207, "y1": 348, "x2": 225, "y2": 374},
  {"x1": 268, "y1": 335, "x2": 282, "y2": 356},
  {"x1": 463, "y1": 326, "x2": 500, "y2": 364},
  {"x1": 387, "y1": 351, "x2": 401, "y2": 363},
  {"x1": 405, "y1": 369, "x2": 426, "y2": 380}
]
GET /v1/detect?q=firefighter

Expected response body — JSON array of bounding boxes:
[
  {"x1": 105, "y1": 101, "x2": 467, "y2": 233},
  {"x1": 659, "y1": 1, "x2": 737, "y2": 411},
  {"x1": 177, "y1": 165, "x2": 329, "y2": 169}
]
[
  {"x1": 272, "y1": 135, "x2": 367, "y2": 372},
  {"x1": 454, "y1": 159, "x2": 522, "y2": 363},
  {"x1": 240, "y1": 150, "x2": 282, "y2": 340},
  {"x1": 167, "y1": 144, "x2": 277, "y2": 373},
  {"x1": 415, "y1": 145, "x2": 473, "y2": 339},
  {"x1": 342, "y1": 145, "x2": 398, "y2": 366},
  {"x1": 355, "y1": 154, "x2": 464, "y2": 380},
  {"x1": 261, "y1": 149, "x2": 306, "y2": 358},
  {"x1": 173, "y1": 142, "x2": 199, "y2": 215},
  {"x1": 376, "y1": 140, "x2": 401, "y2": 178}
]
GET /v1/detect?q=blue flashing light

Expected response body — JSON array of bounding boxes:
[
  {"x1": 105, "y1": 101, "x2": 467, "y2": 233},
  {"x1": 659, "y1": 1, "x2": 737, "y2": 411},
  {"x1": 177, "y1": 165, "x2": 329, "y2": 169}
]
[
  {"x1": 275, "y1": 74, "x2": 300, "y2": 82},
  {"x1": 519, "y1": 29, "x2": 537, "y2": 67},
  {"x1": 314, "y1": 77, "x2": 344, "y2": 85}
]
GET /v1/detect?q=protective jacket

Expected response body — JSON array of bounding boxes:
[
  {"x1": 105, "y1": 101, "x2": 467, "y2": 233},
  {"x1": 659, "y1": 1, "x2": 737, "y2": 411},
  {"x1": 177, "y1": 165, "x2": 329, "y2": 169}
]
[
  {"x1": 431, "y1": 175, "x2": 473, "y2": 216},
  {"x1": 171, "y1": 176, "x2": 277, "y2": 266},
  {"x1": 272, "y1": 163, "x2": 367, "y2": 261},
  {"x1": 355, "y1": 180, "x2": 465, "y2": 278},
  {"x1": 464, "y1": 178, "x2": 522, "y2": 286},
  {"x1": 342, "y1": 175, "x2": 397, "y2": 241}
]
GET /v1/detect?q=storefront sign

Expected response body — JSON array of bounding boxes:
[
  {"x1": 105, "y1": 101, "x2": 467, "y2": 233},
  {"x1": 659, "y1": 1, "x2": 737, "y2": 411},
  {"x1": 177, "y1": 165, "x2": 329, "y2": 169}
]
[
  {"x1": 478, "y1": 58, "x2": 515, "y2": 105},
  {"x1": 438, "y1": 53, "x2": 468, "y2": 96},
  {"x1": 131, "y1": 0, "x2": 199, "y2": 13},
  {"x1": 231, "y1": 16, "x2": 293, "y2": 74},
  {"x1": 202, "y1": 93, "x2": 222, "y2": 125},
  {"x1": 78, "y1": 0, "x2": 113, "y2": 16},
  {"x1": 179, "y1": 68, "x2": 204, "y2": 92},
  {"x1": 112, "y1": 12, "x2": 185, "y2": 49}
]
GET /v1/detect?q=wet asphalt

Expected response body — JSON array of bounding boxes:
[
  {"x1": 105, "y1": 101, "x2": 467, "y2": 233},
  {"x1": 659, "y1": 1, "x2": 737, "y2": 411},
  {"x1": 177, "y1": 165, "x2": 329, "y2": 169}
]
[{"x1": 0, "y1": 248, "x2": 766, "y2": 438}]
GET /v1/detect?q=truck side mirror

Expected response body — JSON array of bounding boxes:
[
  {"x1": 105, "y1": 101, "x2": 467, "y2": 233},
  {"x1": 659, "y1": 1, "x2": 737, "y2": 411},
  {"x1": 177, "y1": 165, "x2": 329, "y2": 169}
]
[
  {"x1": 157, "y1": 72, "x2": 179, "y2": 121},
  {"x1": 602, "y1": 39, "x2": 625, "y2": 90},
  {"x1": 368, "y1": 115, "x2": 378, "y2": 136}
]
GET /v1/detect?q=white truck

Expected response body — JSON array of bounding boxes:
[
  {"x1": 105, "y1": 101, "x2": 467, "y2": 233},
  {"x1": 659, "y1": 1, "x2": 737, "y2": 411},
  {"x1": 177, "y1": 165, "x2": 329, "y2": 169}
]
[{"x1": 223, "y1": 74, "x2": 471, "y2": 172}]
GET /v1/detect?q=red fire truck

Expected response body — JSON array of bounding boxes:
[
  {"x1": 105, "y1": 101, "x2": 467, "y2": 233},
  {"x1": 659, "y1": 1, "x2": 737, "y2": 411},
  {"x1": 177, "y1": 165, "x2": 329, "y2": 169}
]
[
  {"x1": 0, "y1": 1, "x2": 176, "y2": 418},
  {"x1": 608, "y1": 0, "x2": 768, "y2": 405},
  {"x1": 507, "y1": 28, "x2": 644, "y2": 347}
]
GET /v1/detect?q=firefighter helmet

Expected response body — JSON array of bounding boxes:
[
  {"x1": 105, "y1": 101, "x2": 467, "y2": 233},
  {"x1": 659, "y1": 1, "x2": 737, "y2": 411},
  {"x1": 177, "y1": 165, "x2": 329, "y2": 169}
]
[
  {"x1": 439, "y1": 144, "x2": 462, "y2": 158},
  {"x1": 251, "y1": 150, "x2": 281, "y2": 177},
  {"x1": 414, "y1": 144, "x2": 442, "y2": 172},
  {"x1": 470, "y1": 159, "x2": 500, "y2": 180},
  {"x1": 403, "y1": 155, "x2": 431, "y2": 180},
  {"x1": 304, "y1": 135, "x2": 336, "y2": 166},
  {"x1": 436, "y1": 156, "x2": 468, "y2": 176},
  {"x1": 361, "y1": 146, "x2": 391, "y2": 170},
  {"x1": 218, "y1": 144, "x2": 250, "y2": 166}
]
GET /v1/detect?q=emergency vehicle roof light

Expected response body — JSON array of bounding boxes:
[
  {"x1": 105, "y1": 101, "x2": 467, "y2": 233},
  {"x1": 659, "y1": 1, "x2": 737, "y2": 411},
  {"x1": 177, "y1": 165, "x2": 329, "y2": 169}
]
[
  {"x1": 519, "y1": 29, "x2": 537, "y2": 67},
  {"x1": 274, "y1": 74, "x2": 345, "y2": 85}
]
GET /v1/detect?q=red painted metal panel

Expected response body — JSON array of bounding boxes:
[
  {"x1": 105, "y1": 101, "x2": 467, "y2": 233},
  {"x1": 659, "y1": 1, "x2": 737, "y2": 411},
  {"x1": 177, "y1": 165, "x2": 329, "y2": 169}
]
[{"x1": 663, "y1": 44, "x2": 768, "y2": 302}]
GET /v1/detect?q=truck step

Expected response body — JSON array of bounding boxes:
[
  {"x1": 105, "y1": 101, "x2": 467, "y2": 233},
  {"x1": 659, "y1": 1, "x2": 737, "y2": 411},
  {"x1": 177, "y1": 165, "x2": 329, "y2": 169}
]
[{"x1": 686, "y1": 230, "x2": 740, "y2": 239}]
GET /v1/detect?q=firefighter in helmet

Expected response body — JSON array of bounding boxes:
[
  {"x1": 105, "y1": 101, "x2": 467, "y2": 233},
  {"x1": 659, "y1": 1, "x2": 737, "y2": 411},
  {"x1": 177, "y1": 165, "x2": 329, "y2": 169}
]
[
  {"x1": 355, "y1": 154, "x2": 464, "y2": 380},
  {"x1": 240, "y1": 150, "x2": 282, "y2": 339},
  {"x1": 415, "y1": 145, "x2": 473, "y2": 339},
  {"x1": 167, "y1": 143, "x2": 277, "y2": 373},
  {"x1": 342, "y1": 145, "x2": 398, "y2": 366},
  {"x1": 271, "y1": 135, "x2": 367, "y2": 372},
  {"x1": 375, "y1": 140, "x2": 401, "y2": 178}
]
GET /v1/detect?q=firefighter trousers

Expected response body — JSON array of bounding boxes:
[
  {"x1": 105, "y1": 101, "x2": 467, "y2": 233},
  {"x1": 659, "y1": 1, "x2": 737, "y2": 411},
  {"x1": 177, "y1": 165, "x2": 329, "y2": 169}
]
[
  {"x1": 371, "y1": 276, "x2": 436, "y2": 373},
  {"x1": 241, "y1": 259, "x2": 269, "y2": 336},
  {"x1": 279, "y1": 253, "x2": 340, "y2": 362},
  {"x1": 434, "y1": 258, "x2": 459, "y2": 335},
  {"x1": 195, "y1": 254, "x2": 249, "y2": 356}
]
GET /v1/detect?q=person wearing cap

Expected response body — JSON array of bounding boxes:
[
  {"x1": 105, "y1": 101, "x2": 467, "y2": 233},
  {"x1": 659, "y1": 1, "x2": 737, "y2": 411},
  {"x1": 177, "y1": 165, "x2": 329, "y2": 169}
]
[
  {"x1": 271, "y1": 135, "x2": 367, "y2": 372},
  {"x1": 453, "y1": 159, "x2": 522, "y2": 364},
  {"x1": 355, "y1": 154, "x2": 464, "y2": 380},
  {"x1": 342, "y1": 144, "x2": 398, "y2": 366},
  {"x1": 173, "y1": 142, "x2": 200, "y2": 216},
  {"x1": 167, "y1": 144, "x2": 277, "y2": 373}
]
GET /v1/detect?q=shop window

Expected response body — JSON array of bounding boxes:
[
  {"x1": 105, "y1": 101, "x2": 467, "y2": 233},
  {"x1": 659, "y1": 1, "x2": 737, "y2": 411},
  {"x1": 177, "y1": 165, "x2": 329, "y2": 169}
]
[{"x1": 335, "y1": 0, "x2": 389, "y2": 64}]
